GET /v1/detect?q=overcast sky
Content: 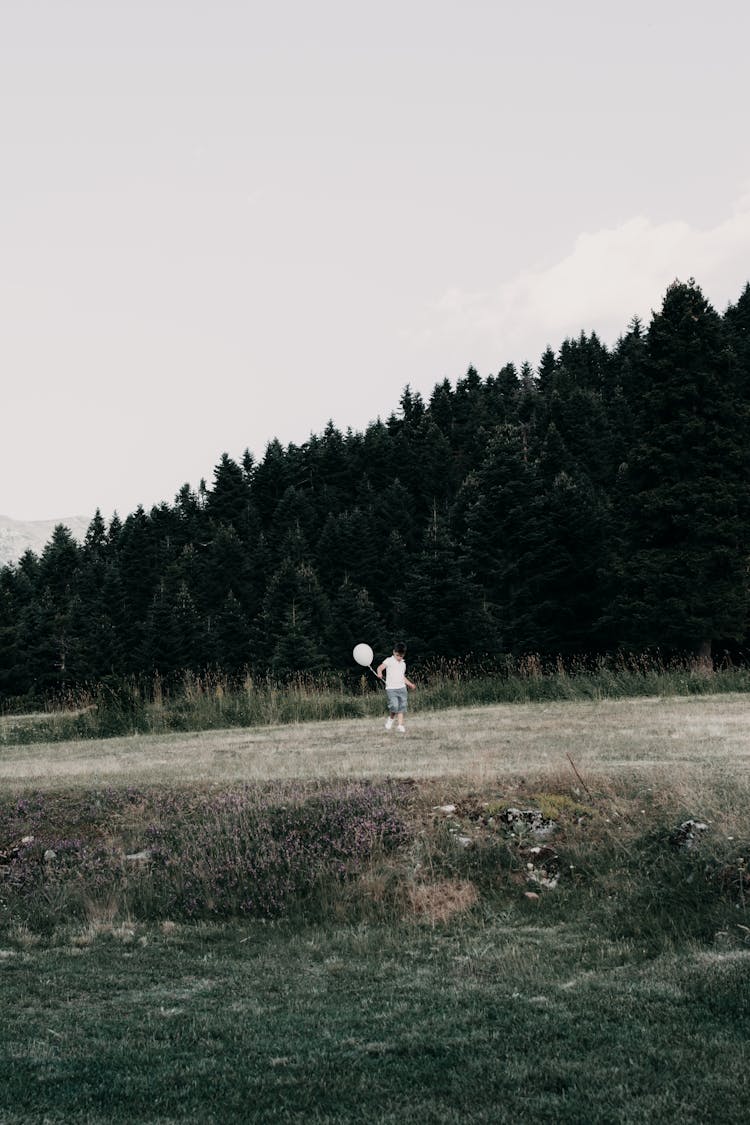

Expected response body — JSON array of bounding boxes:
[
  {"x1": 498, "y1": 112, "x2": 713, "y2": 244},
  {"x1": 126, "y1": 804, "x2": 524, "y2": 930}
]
[{"x1": 2, "y1": 0, "x2": 749, "y2": 522}]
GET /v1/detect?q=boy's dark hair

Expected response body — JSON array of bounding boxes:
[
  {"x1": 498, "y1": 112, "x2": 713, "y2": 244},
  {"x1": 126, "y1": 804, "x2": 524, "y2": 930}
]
[{"x1": 393, "y1": 642, "x2": 407, "y2": 655}]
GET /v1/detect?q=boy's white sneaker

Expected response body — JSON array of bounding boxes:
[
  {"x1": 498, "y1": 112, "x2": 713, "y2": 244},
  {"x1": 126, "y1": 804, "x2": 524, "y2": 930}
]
[
  {"x1": 385, "y1": 718, "x2": 393, "y2": 731},
  {"x1": 397, "y1": 725, "x2": 406, "y2": 733}
]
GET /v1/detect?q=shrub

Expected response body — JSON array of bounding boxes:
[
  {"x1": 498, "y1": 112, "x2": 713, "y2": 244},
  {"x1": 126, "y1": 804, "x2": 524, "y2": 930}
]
[{"x1": 0, "y1": 781, "x2": 411, "y2": 929}]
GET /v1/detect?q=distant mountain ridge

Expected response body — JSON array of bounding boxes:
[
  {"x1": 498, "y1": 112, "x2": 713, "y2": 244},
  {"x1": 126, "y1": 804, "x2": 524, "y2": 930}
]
[{"x1": 0, "y1": 514, "x2": 90, "y2": 568}]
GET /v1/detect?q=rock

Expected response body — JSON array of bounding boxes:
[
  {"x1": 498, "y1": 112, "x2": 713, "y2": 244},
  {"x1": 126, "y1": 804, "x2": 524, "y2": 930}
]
[
  {"x1": 528, "y1": 870, "x2": 559, "y2": 889},
  {"x1": 524, "y1": 844, "x2": 558, "y2": 863},
  {"x1": 456, "y1": 836, "x2": 474, "y2": 849},
  {"x1": 522, "y1": 845, "x2": 560, "y2": 889},
  {"x1": 20, "y1": 835, "x2": 35, "y2": 846},
  {"x1": 524, "y1": 891, "x2": 540, "y2": 901},
  {"x1": 669, "y1": 820, "x2": 709, "y2": 850},
  {"x1": 433, "y1": 804, "x2": 457, "y2": 815},
  {"x1": 501, "y1": 808, "x2": 557, "y2": 838},
  {"x1": 124, "y1": 849, "x2": 152, "y2": 862},
  {"x1": 43, "y1": 849, "x2": 57, "y2": 862}
]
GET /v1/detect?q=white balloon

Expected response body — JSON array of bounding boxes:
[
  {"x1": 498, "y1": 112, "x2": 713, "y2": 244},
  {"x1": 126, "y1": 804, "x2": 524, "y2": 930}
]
[{"x1": 352, "y1": 643, "x2": 374, "y2": 667}]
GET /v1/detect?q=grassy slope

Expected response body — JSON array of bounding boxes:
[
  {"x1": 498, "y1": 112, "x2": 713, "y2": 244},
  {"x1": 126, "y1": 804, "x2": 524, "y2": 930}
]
[
  {"x1": 2, "y1": 692, "x2": 750, "y2": 792},
  {"x1": 2, "y1": 694, "x2": 750, "y2": 1123}
]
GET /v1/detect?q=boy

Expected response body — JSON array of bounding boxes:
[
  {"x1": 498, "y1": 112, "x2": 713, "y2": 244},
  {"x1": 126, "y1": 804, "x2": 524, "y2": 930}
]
[{"x1": 376, "y1": 642, "x2": 416, "y2": 733}]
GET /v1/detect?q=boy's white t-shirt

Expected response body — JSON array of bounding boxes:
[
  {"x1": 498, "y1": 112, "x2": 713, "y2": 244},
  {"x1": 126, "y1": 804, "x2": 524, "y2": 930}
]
[{"x1": 382, "y1": 656, "x2": 407, "y2": 689}]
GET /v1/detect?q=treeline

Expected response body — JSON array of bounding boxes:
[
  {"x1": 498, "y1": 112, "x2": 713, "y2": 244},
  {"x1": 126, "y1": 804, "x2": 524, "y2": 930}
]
[{"x1": 2, "y1": 278, "x2": 750, "y2": 701}]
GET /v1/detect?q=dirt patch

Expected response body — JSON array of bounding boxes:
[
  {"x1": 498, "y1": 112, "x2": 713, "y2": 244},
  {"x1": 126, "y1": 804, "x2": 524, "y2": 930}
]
[{"x1": 407, "y1": 879, "x2": 479, "y2": 924}]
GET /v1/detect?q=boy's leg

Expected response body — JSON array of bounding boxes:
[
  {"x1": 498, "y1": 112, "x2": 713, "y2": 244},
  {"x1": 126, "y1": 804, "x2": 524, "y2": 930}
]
[
  {"x1": 396, "y1": 690, "x2": 407, "y2": 732},
  {"x1": 385, "y1": 689, "x2": 397, "y2": 730}
]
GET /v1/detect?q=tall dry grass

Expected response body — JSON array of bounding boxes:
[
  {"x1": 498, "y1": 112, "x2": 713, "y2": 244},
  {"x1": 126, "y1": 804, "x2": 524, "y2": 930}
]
[{"x1": 3, "y1": 653, "x2": 750, "y2": 747}]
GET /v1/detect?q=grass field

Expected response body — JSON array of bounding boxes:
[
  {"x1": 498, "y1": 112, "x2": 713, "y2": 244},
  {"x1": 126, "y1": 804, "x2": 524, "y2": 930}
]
[
  {"x1": 2, "y1": 693, "x2": 749, "y2": 1122},
  {"x1": 3, "y1": 918, "x2": 749, "y2": 1124},
  {"x1": 3, "y1": 692, "x2": 750, "y2": 791}
]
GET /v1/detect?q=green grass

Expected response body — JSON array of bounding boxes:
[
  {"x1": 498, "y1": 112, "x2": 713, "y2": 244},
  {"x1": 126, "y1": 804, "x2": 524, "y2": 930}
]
[
  {"x1": 2, "y1": 917, "x2": 749, "y2": 1124},
  {"x1": 2, "y1": 773, "x2": 750, "y2": 1122}
]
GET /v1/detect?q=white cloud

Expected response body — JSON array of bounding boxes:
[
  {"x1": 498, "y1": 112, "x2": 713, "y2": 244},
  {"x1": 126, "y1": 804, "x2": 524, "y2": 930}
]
[{"x1": 422, "y1": 193, "x2": 750, "y2": 366}]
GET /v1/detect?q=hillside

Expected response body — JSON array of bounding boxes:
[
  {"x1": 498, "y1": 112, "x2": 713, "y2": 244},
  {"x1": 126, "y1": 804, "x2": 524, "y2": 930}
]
[{"x1": 0, "y1": 513, "x2": 89, "y2": 567}]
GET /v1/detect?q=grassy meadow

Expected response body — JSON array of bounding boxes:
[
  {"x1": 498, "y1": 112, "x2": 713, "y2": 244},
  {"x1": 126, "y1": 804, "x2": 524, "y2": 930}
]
[
  {"x1": 1, "y1": 685, "x2": 750, "y2": 1122},
  {"x1": 4, "y1": 655, "x2": 750, "y2": 747}
]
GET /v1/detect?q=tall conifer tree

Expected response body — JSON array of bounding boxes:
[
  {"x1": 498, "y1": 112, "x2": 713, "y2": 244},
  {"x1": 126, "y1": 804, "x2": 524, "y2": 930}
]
[{"x1": 612, "y1": 280, "x2": 750, "y2": 659}]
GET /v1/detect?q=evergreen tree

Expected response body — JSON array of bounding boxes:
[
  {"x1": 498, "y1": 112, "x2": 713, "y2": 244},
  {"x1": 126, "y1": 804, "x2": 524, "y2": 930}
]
[
  {"x1": 107, "y1": 512, "x2": 124, "y2": 555},
  {"x1": 270, "y1": 602, "x2": 330, "y2": 676},
  {"x1": 372, "y1": 480, "x2": 417, "y2": 551},
  {"x1": 276, "y1": 523, "x2": 313, "y2": 568},
  {"x1": 251, "y1": 438, "x2": 291, "y2": 529},
  {"x1": 612, "y1": 279, "x2": 750, "y2": 659},
  {"x1": 725, "y1": 283, "x2": 750, "y2": 396},
  {"x1": 359, "y1": 420, "x2": 397, "y2": 493},
  {"x1": 399, "y1": 385, "x2": 426, "y2": 425},
  {"x1": 556, "y1": 331, "x2": 609, "y2": 396},
  {"x1": 255, "y1": 561, "x2": 331, "y2": 671},
  {"x1": 463, "y1": 426, "x2": 549, "y2": 652},
  {"x1": 538, "y1": 419, "x2": 573, "y2": 483},
  {"x1": 316, "y1": 506, "x2": 385, "y2": 627},
  {"x1": 428, "y1": 378, "x2": 455, "y2": 439},
  {"x1": 175, "y1": 581, "x2": 203, "y2": 671},
  {"x1": 64, "y1": 593, "x2": 98, "y2": 682},
  {"x1": 451, "y1": 366, "x2": 488, "y2": 474},
  {"x1": 118, "y1": 507, "x2": 159, "y2": 626},
  {"x1": 404, "y1": 512, "x2": 497, "y2": 658},
  {"x1": 213, "y1": 591, "x2": 251, "y2": 674},
  {"x1": 0, "y1": 572, "x2": 21, "y2": 696},
  {"x1": 269, "y1": 485, "x2": 318, "y2": 555},
  {"x1": 381, "y1": 530, "x2": 411, "y2": 633},
  {"x1": 329, "y1": 579, "x2": 388, "y2": 671},
  {"x1": 307, "y1": 421, "x2": 354, "y2": 514},
  {"x1": 549, "y1": 384, "x2": 613, "y2": 486},
  {"x1": 537, "y1": 346, "x2": 557, "y2": 395},
  {"x1": 536, "y1": 470, "x2": 609, "y2": 654},
  {"x1": 485, "y1": 362, "x2": 521, "y2": 426},
  {"x1": 199, "y1": 524, "x2": 253, "y2": 618},
  {"x1": 173, "y1": 484, "x2": 205, "y2": 550},
  {"x1": 27, "y1": 527, "x2": 84, "y2": 686},
  {"x1": 37, "y1": 525, "x2": 81, "y2": 608},
  {"x1": 206, "y1": 453, "x2": 256, "y2": 541},
  {"x1": 517, "y1": 361, "x2": 539, "y2": 429},
  {"x1": 84, "y1": 510, "x2": 108, "y2": 556},
  {"x1": 17, "y1": 590, "x2": 63, "y2": 693},
  {"x1": 92, "y1": 562, "x2": 129, "y2": 678},
  {"x1": 142, "y1": 581, "x2": 201, "y2": 678},
  {"x1": 316, "y1": 512, "x2": 348, "y2": 595},
  {"x1": 411, "y1": 421, "x2": 455, "y2": 519}
]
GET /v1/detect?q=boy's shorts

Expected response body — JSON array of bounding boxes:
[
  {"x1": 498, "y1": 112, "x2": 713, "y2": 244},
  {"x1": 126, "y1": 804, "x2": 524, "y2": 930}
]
[{"x1": 386, "y1": 688, "x2": 408, "y2": 714}]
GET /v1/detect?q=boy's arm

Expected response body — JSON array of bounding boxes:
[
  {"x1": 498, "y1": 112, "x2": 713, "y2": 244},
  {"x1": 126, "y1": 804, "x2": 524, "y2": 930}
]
[
  {"x1": 406, "y1": 677, "x2": 416, "y2": 690},
  {"x1": 376, "y1": 660, "x2": 387, "y2": 678}
]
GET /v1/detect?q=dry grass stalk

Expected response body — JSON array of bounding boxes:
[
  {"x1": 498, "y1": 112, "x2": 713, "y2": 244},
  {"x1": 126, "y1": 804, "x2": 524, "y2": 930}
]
[{"x1": 407, "y1": 879, "x2": 479, "y2": 924}]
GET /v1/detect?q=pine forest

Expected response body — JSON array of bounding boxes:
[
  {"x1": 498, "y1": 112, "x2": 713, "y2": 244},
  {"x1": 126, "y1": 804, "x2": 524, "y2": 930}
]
[{"x1": 2, "y1": 278, "x2": 750, "y2": 705}]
